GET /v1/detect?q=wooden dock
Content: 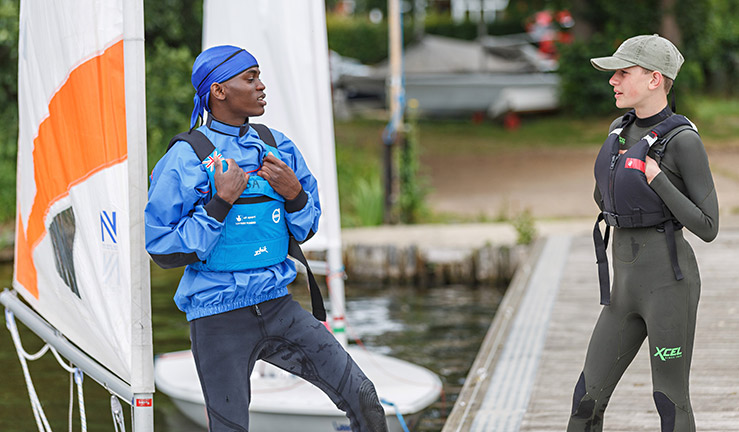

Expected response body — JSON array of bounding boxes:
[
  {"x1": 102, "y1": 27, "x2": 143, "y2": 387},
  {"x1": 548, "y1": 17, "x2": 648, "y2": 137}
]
[{"x1": 442, "y1": 228, "x2": 739, "y2": 431}]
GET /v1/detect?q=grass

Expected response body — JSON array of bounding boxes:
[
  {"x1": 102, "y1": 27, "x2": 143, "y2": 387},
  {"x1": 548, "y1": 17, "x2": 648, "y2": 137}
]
[{"x1": 690, "y1": 97, "x2": 739, "y2": 147}]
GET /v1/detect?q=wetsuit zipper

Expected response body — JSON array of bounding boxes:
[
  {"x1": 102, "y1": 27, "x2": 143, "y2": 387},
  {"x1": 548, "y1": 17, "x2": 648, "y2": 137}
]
[{"x1": 609, "y1": 153, "x2": 620, "y2": 221}]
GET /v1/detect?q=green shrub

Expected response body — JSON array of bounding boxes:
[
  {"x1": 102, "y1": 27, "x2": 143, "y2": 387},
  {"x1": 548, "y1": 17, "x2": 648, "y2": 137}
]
[
  {"x1": 326, "y1": 12, "x2": 524, "y2": 65},
  {"x1": 557, "y1": 37, "x2": 621, "y2": 117},
  {"x1": 424, "y1": 12, "x2": 523, "y2": 40},
  {"x1": 511, "y1": 209, "x2": 537, "y2": 245},
  {"x1": 397, "y1": 100, "x2": 430, "y2": 224},
  {"x1": 326, "y1": 14, "x2": 413, "y2": 64}
]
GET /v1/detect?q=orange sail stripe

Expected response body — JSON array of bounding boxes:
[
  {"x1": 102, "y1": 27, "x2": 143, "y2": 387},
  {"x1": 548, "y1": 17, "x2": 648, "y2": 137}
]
[
  {"x1": 14, "y1": 215, "x2": 37, "y2": 297},
  {"x1": 15, "y1": 40, "x2": 128, "y2": 299}
]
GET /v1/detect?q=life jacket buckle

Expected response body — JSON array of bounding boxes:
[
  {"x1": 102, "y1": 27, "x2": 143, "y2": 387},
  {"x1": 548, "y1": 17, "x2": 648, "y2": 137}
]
[{"x1": 603, "y1": 212, "x2": 620, "y2": 227}]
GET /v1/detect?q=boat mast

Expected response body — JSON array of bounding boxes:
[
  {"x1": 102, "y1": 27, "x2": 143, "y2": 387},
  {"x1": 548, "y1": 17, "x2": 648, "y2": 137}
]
[
  {"x1": 384, "y1": 0, "x2": 405, "y2": 224},
  {"x1": 123, "y1": 0, "x2": 154, "y2": 429}
]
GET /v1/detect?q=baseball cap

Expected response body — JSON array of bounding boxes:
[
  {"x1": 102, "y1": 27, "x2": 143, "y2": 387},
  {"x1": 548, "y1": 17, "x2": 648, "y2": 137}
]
[{"x1": 590, "y1": 34, "x2": 684, "y2": 80}]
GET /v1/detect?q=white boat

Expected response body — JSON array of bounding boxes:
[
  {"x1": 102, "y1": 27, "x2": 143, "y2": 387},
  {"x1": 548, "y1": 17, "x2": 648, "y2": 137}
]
[
  {"x1": 335, "y1": 34, "x2": 560, "y2": 118},
  {"x1": 155, "y1": 1, "x2": 443, "y2": 430},
  {"x1": 155, "y1": 347, "x2": 442, "y2": 432}
]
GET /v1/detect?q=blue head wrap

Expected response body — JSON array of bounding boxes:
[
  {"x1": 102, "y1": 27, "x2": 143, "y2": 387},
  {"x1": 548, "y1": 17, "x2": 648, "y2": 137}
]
[{"x1": 190, "y1": 45, "x2": 259, "y2": 128}]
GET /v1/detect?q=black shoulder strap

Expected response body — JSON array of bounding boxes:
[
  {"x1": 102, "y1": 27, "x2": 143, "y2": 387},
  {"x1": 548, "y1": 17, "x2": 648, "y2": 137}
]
[
  {"x1": 251, "y1": 123, "x2": 277, "y2": 148},
  {"x1": 168, "y1": 124, "x2": 276, "y2": 160},
  {"x1": 167, "y1": 130, "x2": 215, "y2": 162},
  {"x1": 251, "y1": 124, "x2": 326, "y2": 321},
  {"x1": 650, "y1": 124, "x2": 696, "y2": 165}
]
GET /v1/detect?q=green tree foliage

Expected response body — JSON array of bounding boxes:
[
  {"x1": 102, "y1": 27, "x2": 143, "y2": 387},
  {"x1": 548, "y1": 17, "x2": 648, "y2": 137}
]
[
  {"x1": 0, "y1": 0, "x2": 19, "y2": 222},
  {"x1": 326, "y1": 14, "x2": 413, "y2": 65},
  {"x1": 555, "y1": 0, "x2": 736, "y2": 116},
  {"x1": 143, "y1": 0, "x2": 203, "y2": 169},
  {"x1": 557, "y1": 36, "x2": 622, "y2": 117},
  {"x1": 145, "y1": 39, "x2": 197, "y2": 171},
  {"x1": 680, "y1": 0, "x2": 738, "y2": 95}
]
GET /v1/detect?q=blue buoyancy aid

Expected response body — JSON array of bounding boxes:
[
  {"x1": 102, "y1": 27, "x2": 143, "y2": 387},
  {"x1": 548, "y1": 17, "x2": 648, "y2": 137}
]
[
  {"x1": 190, "y1": 140, "x2": 290, "y2": 272},
  {"x1": 592, "y1": 110, "x2": 696, "y2": 305}
]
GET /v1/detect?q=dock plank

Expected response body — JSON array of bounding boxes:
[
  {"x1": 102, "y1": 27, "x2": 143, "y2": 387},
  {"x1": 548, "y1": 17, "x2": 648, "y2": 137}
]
[{"x1": 444, "y1": 229, "x2": 739, "y2": 432}]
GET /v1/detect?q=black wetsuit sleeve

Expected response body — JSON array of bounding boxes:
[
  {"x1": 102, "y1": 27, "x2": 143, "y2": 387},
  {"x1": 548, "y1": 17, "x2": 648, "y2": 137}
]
[{"x1": 650, "y1": 131, "x2": 719, "y2": 242}]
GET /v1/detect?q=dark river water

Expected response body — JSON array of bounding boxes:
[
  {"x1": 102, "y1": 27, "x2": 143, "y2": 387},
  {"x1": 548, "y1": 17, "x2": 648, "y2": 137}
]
[{"x1": 0, "y1": 262, "x2": 504, "y2": 431}]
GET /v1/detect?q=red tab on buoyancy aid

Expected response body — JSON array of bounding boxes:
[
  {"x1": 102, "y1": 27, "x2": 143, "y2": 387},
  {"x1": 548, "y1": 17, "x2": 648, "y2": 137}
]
[{"x1": 592, "y1": 111, "x2": 694, "y2": 305}]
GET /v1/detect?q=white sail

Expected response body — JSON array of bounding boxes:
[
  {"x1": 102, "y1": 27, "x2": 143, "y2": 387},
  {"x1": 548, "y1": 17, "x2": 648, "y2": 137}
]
[
  {"x1": 203, "y1": 0, "x2": 347, "y2": 339},
  {"x1": 203, "y1": 0, "x2": 341, "y2": 254},
  {"x1": 12, "y1": 0, "x2": 153, "y2": 416}
]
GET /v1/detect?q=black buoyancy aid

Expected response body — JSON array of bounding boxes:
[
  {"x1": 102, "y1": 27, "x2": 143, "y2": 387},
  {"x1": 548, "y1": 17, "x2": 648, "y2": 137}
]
[
  {"x1": 162, "y1": 123, "x2": 326, "y2": 321},
  {"x1": 593, "y1": 110, "x2": 695, "y2": 305}
]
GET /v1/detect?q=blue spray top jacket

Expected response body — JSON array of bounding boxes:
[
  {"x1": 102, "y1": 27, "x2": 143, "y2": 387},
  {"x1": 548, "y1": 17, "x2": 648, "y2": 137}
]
[{"x1": 145, "y1": 117, "x2": 321, "y2": 321}]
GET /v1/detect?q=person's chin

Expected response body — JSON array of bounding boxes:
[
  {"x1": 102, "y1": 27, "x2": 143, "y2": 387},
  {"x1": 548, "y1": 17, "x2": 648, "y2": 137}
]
[{"x1": 249, "y1": 107, "x2": 266, "y2": 117}]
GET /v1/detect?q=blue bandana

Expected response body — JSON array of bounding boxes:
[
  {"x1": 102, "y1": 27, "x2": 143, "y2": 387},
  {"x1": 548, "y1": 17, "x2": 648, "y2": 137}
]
[{"x1": 190, "y1": 45, "x2": 259, "y2": 128}]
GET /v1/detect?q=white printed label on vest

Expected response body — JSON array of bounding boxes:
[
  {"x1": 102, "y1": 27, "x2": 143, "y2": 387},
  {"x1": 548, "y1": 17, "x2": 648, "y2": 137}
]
[
  {"x1": 272, "y1": 208, "x2": 281, "y2": 223},
  {"x1": 235, "y1": 214, "x2": 257, "y2": 226}
]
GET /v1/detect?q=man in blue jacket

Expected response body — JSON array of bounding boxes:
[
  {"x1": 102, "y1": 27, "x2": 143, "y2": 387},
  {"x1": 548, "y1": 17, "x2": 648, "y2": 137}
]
[{"x1": 145, "y1": 45, "x2": 388, "y2": 432}]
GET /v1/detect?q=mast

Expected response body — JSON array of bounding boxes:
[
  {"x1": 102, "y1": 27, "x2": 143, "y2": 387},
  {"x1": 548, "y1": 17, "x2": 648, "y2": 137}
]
[
  {"x1": 123, "y1": 0, "x2": 154, "y2": 429},
  {"x1": 384, "y1": 0, "x2": 405, "y2": 224}
]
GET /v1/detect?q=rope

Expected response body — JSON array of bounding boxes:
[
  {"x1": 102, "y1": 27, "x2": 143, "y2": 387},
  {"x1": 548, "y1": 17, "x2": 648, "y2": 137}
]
[
  {"x1": 380, "y1": 398, "x2": 410, "y2": 432},
  {"x1": 68, "y1": 366, "x2": 74, "y2": 432},
  {"x1": 5, "y1": 308, "x2": 89, "y2": 432},
  {"x1": 326, "y1": 266, "x2": 346, "y2": 282},
  {"x1": 74, "y1": 369, "x2": 87, "y2": 432},
  {"x1": 5, "y1": 309, "x2": 52, "y2": 432},
  {"x1": 110, "y1": 396, "x2": 127, "y2": 432}
]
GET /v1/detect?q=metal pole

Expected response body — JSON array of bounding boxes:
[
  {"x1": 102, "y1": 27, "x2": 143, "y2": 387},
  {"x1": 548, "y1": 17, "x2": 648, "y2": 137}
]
[
  {"x1": 123, "y1": 0, "x2": 154, "y2": 430},
  {"x1": 385, "y1": 0, "x2": 403, "y2": 224},
  {"x1": 1, "y1": 290, "x2": 133, "y2": 402},
  {"x1": 388, "y1": 0, "x2": 403, "y2": 132}
]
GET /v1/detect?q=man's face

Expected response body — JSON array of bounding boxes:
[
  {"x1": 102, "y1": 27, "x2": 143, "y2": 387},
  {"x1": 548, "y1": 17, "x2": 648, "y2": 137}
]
[
  {"x1": 220, "y1": 66, "x2": 266, "y2": 118},
  {"x1": 608, "y1": 66, "x2": 652, "y2": 110}
]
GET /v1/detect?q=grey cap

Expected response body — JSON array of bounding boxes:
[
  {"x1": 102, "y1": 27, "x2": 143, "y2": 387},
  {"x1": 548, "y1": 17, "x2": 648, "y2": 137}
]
[{"x1": 590, "y1": 34, "x2": 684, "y2": 80}]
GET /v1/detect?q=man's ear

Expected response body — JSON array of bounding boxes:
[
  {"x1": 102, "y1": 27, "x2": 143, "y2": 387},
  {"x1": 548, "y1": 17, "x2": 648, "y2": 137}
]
[
  {"x1": 648, "y1": 71, "x2": 664, "y2": 91},
  {"x1": 210, "y1": 82, "x2": 227, "y2": 101}
]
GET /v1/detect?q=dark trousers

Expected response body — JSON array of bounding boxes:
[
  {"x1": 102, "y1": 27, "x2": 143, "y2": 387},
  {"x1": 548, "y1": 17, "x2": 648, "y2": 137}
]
[
  {"x1": 190, "y1": 294, "x2": 387, "y2": 432},
  {"x1": 568, "y1": 228, "x2": 700, "y2": 432}
]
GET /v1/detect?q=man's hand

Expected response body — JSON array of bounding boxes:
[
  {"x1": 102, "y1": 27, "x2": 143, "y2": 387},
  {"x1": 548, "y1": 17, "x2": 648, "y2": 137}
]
[
  {"x1": 214, "y1": 157, "x2": 249, "y2": 203},
  {"x1": 258, "y1": 154, "x2": 301, "y2": 200},
  {"x1": 645, "y1": 155, "x2": 661, "y2": 184}
]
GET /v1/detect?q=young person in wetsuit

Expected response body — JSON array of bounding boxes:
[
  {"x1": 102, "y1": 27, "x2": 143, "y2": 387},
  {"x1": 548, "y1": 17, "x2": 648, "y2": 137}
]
[
  {"x1": 145, "y1": 45, "x2": 389, "y2": 432},
  {"x1": 567, "y1": 34, "x2": 719, "y2": 432}
]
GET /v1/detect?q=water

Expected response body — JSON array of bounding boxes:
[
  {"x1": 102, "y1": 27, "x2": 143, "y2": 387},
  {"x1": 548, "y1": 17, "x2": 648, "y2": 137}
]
[{"x1": 0, "y1": 263, "x2": 504, "y2": 431}]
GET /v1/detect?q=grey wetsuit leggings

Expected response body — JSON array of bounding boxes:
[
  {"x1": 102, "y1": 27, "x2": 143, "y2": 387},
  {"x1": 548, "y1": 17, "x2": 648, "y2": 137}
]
[
  {"x1": 568, "y1": 227, "x2": 700, "y2": 432},
  {"x1": 190, "y1": 294, "x2": 388, "y2": 432}
]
